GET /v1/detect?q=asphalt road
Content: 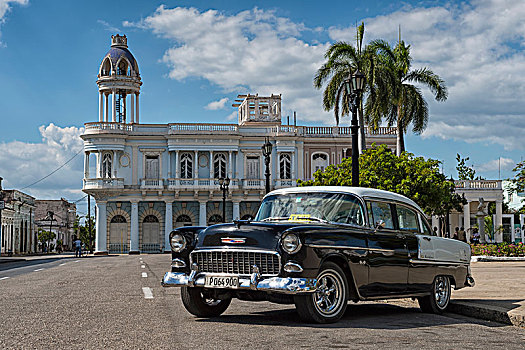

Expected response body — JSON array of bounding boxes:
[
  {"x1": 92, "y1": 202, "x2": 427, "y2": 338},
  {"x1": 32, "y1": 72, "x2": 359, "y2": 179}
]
[{"x1": 1, "y1": 254, "x2": 524, "y2": 349}]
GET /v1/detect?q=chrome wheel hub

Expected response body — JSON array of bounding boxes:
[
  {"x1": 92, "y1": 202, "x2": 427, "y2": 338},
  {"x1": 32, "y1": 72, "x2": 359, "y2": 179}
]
[
  {"x1": 434, "y1": 276, "x2": 450, "y2": 309},
  {"x1": 312, "y1": 270, "x2": 344, "y2": 317}
]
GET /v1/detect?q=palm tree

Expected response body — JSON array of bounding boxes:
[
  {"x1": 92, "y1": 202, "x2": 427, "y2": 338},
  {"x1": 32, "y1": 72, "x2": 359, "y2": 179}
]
[
  {"x1": 368, "y1": 39, "x2": 448, "y2": 156},
  {"x1": 314, "y1": 22, "x2": 373, "y2": 154}
]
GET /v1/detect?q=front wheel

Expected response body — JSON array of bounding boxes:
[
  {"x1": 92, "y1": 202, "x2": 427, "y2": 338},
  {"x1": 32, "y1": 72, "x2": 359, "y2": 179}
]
[
  {"x1": 418, "y1": 275, "x2": 451, "y2": 314},
  {"x1": 294, "y1": 262, "x2": 348, "y2": 323},
  {"x1": 181, "y1": 287, "x2": 232, "y2": 317}
]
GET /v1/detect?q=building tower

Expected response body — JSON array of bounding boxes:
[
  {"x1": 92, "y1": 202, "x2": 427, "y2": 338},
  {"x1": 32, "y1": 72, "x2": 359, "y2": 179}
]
[{"x1": 97, "y1": 34, "x2": 142, "y2": 124}]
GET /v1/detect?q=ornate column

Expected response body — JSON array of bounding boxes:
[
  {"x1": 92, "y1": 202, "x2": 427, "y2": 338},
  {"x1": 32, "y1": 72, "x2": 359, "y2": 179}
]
[
  {"x1": 84, "y1": 152, "x2": 90, "y2": 178},
  {"x1": 228, "y1": 151, "x2": 233, "y2": 178},
  {"x1": 495, "y1": 200, "x2": 503, "y2": 243},
  {"x1": 463, "y1": 202, "x2": 471, "y2": 242},
  {"x1": 233, "y1": 201, "x2": 240, "y2": 221},
  {"x1": 112, "y1": 90, "x2": 116, "y2": 122},
  {"x1": 113, "y1": 150, "x2": 118, "y2": 178},
  {"x1": 96, "y1": 152, "x2": 102, "y2": 178},
  {"x1": 167, "y1": 151, "x2": 172, "y2": 178},
  {"x1": 99, "y1": 92, "x2": 104, "y2": 122},
  {"x1": 105, "y1": 93, "x2": 109, "y2": 122},
  {"x1": 130, "y1": 93, "x2": 135, "y2": 123},
  {"x1": 194, "y1": 151, "x2": 198, "y2": 180},
  {"x1": 199, "y1": 202, "x2": 207, "y2": 226},
  {"x1": 164, "y1": 201, "x2": 173, "y2": 252},
  {"x1": 291, "y1": 151, "x2": 296, "y2": 180},
  {"x1": 175, "y1": 150, "x2": 179, "y2": 179},
  {"x1": 130, "y1": 201, "x2": 139, "y2": 254},
  {"x1": 135, "y1": 93, "x2": 139, "y2": 124},
  {"x1": 209, "y1": 151, "x2": 214, "y2": 179},
  {"x1": 94, "y1": 201, "x2": 107, "y2": 255}
]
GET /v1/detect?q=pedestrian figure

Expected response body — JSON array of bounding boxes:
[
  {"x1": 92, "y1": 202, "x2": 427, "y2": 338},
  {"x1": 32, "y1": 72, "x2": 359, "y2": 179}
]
[
  {"x1": 74, "y1": 238, "x2": 82, "y2": 258},
  {"x1": 472, "y1": 228, "x2": 480, "y2": 245},
  {"x1": 433, "y1": 226, "x2": 438, "y2": 236},
  {"x1": 458, "y1": 226, "x2": 466, "y2": 242},
  {"x1": 453, "y1": 227, "x2": 459, "y2": 240}
]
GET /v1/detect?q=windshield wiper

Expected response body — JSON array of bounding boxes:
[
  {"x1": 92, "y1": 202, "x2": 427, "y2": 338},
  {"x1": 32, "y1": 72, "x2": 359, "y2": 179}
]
[
  {"x1": 301, "y1": 216, "x2": 329, "y2": 224},
  {"x1": 261, "y1": 217, "x2": 290, "y2": 222}
]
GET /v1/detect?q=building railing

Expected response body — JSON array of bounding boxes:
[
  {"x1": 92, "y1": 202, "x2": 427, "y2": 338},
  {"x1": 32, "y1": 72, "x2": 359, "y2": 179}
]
[
  {"x1": 140, "y1": 178, "x2": 164, "y2": 189},
  {"x1": 108, "y1": 243, "x2": 129, "y2": 254},
  {"x1": 84, "y1": 122, "x2": 134, "y2": 133},
  {"x1": 140, "y1": 243, "x2": 162, "y2": 253},
  {"x1": 242, "y1": 179, "x2": 264, "y2": 189},
  {"x1": 83, "y1": 178, "x2": 124, "y2": 190},
  {"x1": 167, "y1": 178, "x2": 240, "y2": 190},
  {"x1": 168, "y1": 123, "x2": 238, "y2": 134},
  {"x1": 455, "y1": 180, "x2": 502, "y2": 190},
  {"x1": 274, "y1": 179, "x2": 296, "y2": 188}
]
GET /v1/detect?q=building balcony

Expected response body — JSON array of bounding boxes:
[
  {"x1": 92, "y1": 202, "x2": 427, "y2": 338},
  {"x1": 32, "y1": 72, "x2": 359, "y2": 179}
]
[
  {"x1": 454, "y1": 180, "x2": 502, "y2": 190},
  {"x1": 241, "y1": 179, "x2": 264, "y2": 189},
  {"x1": 167, "y1": 178, "x2": 241, "y2": 191},
  {"x1": 140, "y1": 178, "x2": 164, "y2": 190},
  {"x1": 274, "y1": 179, "x2": 296, "y2": 188},
  {"x1": 83, "y1": 178, "x2": 124, "y2": 190},
  {"x1": 168, "y1": 123, "x2": 239, "y2": 135}
]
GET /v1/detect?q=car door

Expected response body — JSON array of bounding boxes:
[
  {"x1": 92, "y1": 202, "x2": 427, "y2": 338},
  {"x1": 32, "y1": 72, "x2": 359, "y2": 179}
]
[{"x1": 364, "y1": 200, "x2": 409, "y2": 296}]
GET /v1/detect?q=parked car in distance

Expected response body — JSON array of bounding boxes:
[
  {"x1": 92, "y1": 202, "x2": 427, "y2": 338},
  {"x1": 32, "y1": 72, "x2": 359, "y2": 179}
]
[{"x1": 162, "y1": 186, "x2": 475, "y2": 323}]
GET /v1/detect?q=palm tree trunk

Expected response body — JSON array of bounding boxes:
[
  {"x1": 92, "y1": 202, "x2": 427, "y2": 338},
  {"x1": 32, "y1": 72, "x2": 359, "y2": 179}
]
[
  {"x1": 396, "y1": 105, "x2": 405, "y2": 156},
  {"x1": 358, "y1": 105, "x2": 366, "y2": 154}
]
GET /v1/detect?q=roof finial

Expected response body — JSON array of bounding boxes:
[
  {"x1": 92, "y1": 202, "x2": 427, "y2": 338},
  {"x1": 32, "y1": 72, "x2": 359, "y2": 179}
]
[{"x1": 111, "y1": 34, "x2": 128, "y2": 48}]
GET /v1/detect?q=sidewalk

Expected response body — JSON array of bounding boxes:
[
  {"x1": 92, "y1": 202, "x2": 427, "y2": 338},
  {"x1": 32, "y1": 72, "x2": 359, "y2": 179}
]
[
  {"x1": 448, "y1": 261, "x2": 525, "y2": 328},
  {"x1": 0, "y1": 252, "x2": 81, "y2": 264}
]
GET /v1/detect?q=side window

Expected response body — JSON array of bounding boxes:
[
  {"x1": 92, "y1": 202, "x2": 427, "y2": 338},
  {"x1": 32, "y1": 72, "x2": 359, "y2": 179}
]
[
  {"x1": 419, "y1": 214, "x2": 433, "y2": 236},
  {"x1": 396, "y1": 205, "x2": 419, "y2": 232},
  {"x1": 369, "y1": 201, "x2": 395, "y2": 229}
]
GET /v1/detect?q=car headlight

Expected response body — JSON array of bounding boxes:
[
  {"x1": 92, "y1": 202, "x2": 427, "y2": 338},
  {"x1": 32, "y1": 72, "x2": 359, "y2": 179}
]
[
  {"x1": 281, "y1": 233, "x2": 302, "y2": 254},
  {"x1": 170, "y1": 232, "x2": 186, "y2": 252}
]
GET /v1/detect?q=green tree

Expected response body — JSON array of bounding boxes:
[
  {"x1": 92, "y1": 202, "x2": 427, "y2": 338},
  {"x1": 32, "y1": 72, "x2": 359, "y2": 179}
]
[
  {"x1": 456, "y1": 153, "x2": 484, "y2": 180},
  {"x1": 314, "y1": 22, "x2": 374, "y2": 153},
  {"x1": 508, "y1": 160, "x2": 525, "y2": 193},
  {"x1": 73, "y1": 215, "x2": 95, "y2": 253},
  {"x1": 298, "y1": 144, "x2": 464, "y2": 216},
  {"x1": 37, "y1": 229, "x2": 56, "y2": 253},
  {"x1": 368, "y1": 39, "x2": 448, "y2": 156}
]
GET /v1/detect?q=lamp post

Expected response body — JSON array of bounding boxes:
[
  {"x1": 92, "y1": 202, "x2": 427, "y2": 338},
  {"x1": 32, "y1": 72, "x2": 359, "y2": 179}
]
[
  {"x1": 262, "y1": 137, "x2": 273, "y2": 194},
  {"x1": 47, "y1": 211, "x2": 54, "y2": 254},
  {"x1": 343, "y1": 70, "x2": 366, "y2": 187},
  {"x1": 218, "y1": 177, "x2": 230, "y2": 223}
]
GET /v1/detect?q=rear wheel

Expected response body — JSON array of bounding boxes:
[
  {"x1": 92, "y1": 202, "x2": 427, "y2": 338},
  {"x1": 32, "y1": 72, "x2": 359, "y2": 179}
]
[
  {"x1": 181, "y1": 287, "x2": 232, "y2": 317},
  {"x1": 294, "y1": 262, "x2": 348, "y2": 323},
  {"x1": 418, "y1": 275, "x2": 451, "y2": 314}
]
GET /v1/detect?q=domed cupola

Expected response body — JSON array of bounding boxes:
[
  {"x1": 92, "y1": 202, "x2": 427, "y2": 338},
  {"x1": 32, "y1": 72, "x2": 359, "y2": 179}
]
[{"x1": 96, "y1": 34, "x2": 142, "y2": 124}]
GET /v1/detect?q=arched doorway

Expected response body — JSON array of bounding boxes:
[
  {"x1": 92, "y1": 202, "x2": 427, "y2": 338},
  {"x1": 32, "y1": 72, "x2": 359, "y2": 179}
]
[
  {"x1": 142, "y1": 215, "x2": 160, "y2": 253},
  {"x1": 175, "y1": 214, "x2": 193, "y2": 228},
  {"x1": 109, "y1": 215, "x2": 128, "y2": 253},
  {"x1": 208, "y1": 214, "x2": 223, "y2": 226}
]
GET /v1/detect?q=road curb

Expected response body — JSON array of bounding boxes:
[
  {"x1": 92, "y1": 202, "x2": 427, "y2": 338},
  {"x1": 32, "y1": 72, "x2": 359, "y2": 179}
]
[
  {"x1": 449, "y1": 300, "x2": 525, "y2": 328},
  {"x1": 472, "y1": 256, "x2": 525, "y2": 262}
]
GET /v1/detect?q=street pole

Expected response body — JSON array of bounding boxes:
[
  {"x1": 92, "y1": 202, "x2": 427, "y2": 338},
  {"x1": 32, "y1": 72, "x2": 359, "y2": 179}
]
[
  {"x1": 88, "y1": 195, "x2": 92, "y2": 253},
  {"x1": 350, "y1": 94, "x2": 360, "y2": 187},
  {"x1": 262, "y1": 137, "x2": 273, "y2": 194},
  {"x1": 218, "y1": 178, "x2": 230, "y2": 223}
]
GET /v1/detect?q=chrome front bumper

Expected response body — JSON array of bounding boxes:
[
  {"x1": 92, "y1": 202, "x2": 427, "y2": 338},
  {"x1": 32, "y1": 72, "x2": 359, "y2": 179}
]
[{"x1": 161, "y1": 271, "x2": 317, "y2": 294}]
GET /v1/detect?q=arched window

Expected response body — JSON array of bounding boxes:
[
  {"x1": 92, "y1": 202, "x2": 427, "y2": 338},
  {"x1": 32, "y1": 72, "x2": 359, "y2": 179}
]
[
  {"x1": 214, "y1": 153, "x2": 227, "y2": 179},
  {"x1": 279, "y1": 153, "x2": 291, "y2": 179},
  {"x1": 117, "y1": 60, "x2": 128, "y2": 76},
  {"x1": 208, "y1": 214, "x2": 223, "y2": 225},
  {"x1": 176, "y1": 215, "x2": 193, "y2": 227},
  {"x1": 311, "y1": 152, "x2": 329, "y2": 175},
  {"x1": 102, "y1": 153, "x2": 112, "y2": 178},
  {"x1": 100, "y1": 58, "x2": 111, "y2": 76},
  {"x1": 180, "y1": 153, "x2": 193, "y2": 179},
  {"x1": 111, "y1": 215, "x2": 126, "y2": 223},
  {"x1": 143, "y1": 215, "x2": 159, "y2": 223}
]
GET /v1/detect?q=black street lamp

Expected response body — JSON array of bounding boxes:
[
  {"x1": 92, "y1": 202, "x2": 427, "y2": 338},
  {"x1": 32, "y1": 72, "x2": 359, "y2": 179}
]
[
  {"x1": 262, "y1": 137, "x2": 273, "y2": 194},
  {"x1": 218, "y1": 177, "x2": 230, "y2": 223},
  {"x1": 343, "y1": 70, "x2": 366, "y2": 187}
]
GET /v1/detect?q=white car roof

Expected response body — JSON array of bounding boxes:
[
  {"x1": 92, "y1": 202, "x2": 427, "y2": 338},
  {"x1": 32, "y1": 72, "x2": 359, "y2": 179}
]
[{"x1": 266, "y1": 186, "x2": 424, "y2": 213}]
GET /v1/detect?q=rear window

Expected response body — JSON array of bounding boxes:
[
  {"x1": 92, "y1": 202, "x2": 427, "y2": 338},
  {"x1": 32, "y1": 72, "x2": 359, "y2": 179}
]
[
  {"x1": 396, "y1": 205, "x2": 419, "y2": 232},
  {"x1": 368, "y1": 201, "x2": 395, "y2": 229}
]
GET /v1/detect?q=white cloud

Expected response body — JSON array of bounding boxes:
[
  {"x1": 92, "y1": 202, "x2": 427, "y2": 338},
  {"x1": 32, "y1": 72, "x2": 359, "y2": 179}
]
[
  {"x1": 476, "y1": 157, "x2": 516, "y2": 173},
  {"x1": 205, "y1": 97, "x2": 229, "y2": 110},
  {"x1": 225, "y1": 111, "x2": 237, "y2": 121},
  {"x1": 0, "y1": 0, "x2": 27, "y2": 44},
  {"x1": 330, "y1": 0, "x2": 525, "y2": 150},
  {"x1": 125, "y1": 6, "x2": 332, "y2": 124},
  {"x1": 97, "y1": 19, "x2": 121, "y2": 33},
  {"x1": 0, "y1": 123, "x2": 85, "y2": 201}
]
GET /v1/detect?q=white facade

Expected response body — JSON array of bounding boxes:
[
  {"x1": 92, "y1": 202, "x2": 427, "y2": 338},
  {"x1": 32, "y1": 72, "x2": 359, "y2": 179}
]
[
  {"x1": 82, "y1": 35, "x2": 397, "y2": 254},
  {"x1": 0, "y1": 190, "x2": 36, "y2": 255}
]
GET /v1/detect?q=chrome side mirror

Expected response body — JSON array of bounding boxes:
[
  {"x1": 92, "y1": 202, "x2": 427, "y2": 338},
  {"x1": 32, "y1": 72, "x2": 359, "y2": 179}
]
[{"x1": 375, "y1": 220, "x2": 385, "y2": 230}]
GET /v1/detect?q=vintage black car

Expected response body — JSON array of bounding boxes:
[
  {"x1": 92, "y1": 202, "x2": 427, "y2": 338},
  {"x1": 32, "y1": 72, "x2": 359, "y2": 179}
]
[{"x1": 162, "y1": 186, "x2": 475, "y2": 323}]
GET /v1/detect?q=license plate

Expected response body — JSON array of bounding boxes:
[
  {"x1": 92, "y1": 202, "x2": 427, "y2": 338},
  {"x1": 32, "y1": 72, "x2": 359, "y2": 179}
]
[{"x1": 204, "y1": 275, "x2": 239, "y2": 289}]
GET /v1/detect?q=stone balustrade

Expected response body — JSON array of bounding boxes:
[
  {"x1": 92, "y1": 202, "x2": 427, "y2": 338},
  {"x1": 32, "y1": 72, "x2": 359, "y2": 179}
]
[
  {"x1": 454, "y1": 180, "x2": 502, "y2": 190},
  {"x1": 83, "y1": 178, "x2": 124, "y2": 190}
]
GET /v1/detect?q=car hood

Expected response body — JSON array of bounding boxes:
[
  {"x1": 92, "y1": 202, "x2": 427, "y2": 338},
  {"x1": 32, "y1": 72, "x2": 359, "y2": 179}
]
[{"x1": 196, "y1": 222, "x2": 301, "y2": 251}]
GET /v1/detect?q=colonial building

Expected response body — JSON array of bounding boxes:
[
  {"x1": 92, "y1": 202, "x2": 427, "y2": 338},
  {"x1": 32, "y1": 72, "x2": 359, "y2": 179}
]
[
  {"x1": 0, "y1": 187, "x2": 36, "y2": 255},
  {"x1": 81, "y1": 35, "x2": 397, "y2": 254},
  {"x1": 34, "y1": 199, "x2": 77, "y2": 251}
]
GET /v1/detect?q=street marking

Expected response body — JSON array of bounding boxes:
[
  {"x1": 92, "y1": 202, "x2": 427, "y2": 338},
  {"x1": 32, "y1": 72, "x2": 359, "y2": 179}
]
[
  {"x1": 0, "y1": 277, "x2": 9, "y2": 281},
  {"x1": 59, "y1": 263, "x2": 67, "y2": 266},
  {"x1": 75, "y1": 260, "x2": 80, "y2": 263},
  {"x1": 141, "y1": 265, "x2": 145, "y2": 269},
  {"x1": 142, "y1": 287, "x2": 153, "y2": 299},
  {"x1": 142, "y1": 272, "x2": 148, "y2": 278},
  {"x1": 34, "y1": 268, "x2": 44, "y2": 272}
]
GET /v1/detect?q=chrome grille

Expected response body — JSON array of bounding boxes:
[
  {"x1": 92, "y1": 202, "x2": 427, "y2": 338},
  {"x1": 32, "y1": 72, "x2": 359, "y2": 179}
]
[{"x1": 191, "y1": 250, "x2": 281, "y2": 276}]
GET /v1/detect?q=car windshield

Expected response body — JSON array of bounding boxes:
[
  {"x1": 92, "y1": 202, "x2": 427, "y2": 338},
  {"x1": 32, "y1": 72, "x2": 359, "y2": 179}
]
[{"x1": 254, "y1": 192, "x2": 365, "y2": 226}]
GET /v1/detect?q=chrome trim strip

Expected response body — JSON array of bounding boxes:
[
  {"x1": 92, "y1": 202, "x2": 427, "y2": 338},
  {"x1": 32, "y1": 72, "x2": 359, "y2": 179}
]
[
  {"x1": 307, "y1": 244, "x2": 394, "y2": 254},
  {"x1": 161, "y1": 272, "x2": 317, "y2": 294},
  {"x1": 171, "y1": 258, "x2": 187, "y2": 268},
  {"x1": 283, "y1": 262, "x2": 304, "y2": 273},
  {"x1": 409, "y1": 259, "x2": 469, "y2": 266}
]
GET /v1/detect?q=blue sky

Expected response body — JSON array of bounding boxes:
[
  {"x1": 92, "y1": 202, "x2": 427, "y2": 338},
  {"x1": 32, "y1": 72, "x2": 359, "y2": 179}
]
[{"x1": 0, "y1": 0, "x2": 524, "y2": 216}]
